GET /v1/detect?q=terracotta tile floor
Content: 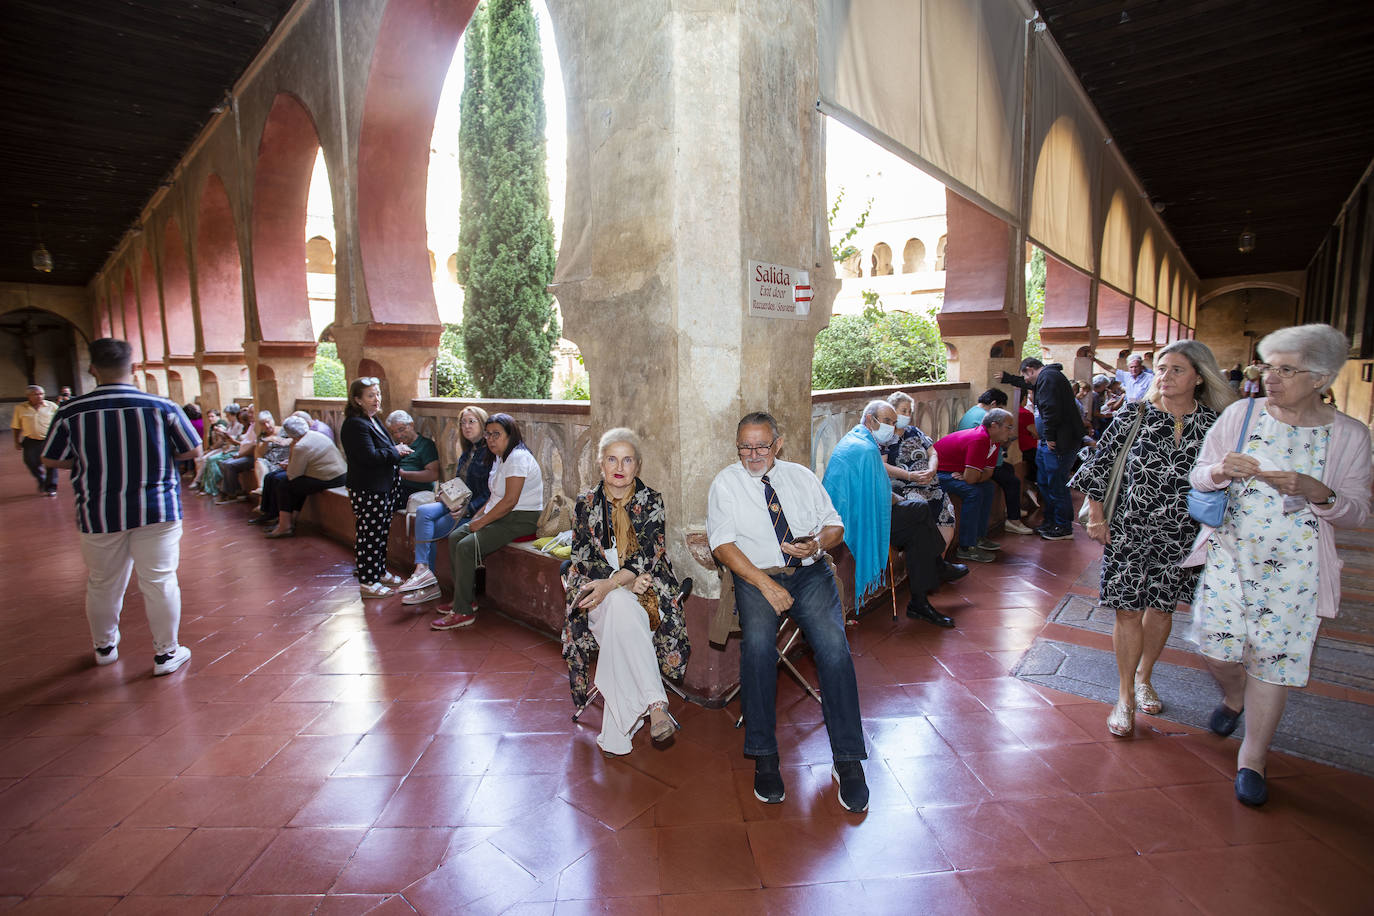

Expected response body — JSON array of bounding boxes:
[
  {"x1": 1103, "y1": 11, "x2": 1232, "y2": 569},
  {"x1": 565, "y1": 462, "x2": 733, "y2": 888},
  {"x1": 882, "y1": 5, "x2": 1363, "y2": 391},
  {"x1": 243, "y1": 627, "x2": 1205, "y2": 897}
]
[{"x1": 2, "y1": 460, "x2": 1373, "y2": 914}]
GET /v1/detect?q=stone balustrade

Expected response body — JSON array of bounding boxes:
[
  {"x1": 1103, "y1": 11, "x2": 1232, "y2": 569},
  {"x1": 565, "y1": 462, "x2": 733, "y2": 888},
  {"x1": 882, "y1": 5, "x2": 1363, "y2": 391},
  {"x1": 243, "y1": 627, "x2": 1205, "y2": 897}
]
[{"x1": 299, "y1": 382, "x2": 972, "y2": 510}]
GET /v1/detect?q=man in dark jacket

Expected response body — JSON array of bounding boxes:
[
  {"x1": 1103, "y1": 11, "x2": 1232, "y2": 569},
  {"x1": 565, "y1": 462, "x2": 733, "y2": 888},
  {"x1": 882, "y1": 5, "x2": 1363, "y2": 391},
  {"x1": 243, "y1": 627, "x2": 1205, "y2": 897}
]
[{"x1": 1002, "y1": 358, "x2": 1084, "y2": 540}]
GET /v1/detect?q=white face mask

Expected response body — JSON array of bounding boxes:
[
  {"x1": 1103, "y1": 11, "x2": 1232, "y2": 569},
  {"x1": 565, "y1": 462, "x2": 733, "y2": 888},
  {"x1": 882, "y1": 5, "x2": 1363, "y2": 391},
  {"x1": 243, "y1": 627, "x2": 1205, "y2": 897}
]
[
  {"x1": 895, "y1": 414, "x2": 911, "y2": 429},
  {"x1": 873, "y1": 422, "x2": 896, "y2": 446}
]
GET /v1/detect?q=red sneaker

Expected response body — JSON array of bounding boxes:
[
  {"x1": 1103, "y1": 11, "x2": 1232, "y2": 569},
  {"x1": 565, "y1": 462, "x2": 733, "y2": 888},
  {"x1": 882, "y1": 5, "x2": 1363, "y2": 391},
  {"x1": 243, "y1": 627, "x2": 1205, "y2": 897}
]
[{"x1": 432, "y1": 610, "x2": 477, "y2": 630}]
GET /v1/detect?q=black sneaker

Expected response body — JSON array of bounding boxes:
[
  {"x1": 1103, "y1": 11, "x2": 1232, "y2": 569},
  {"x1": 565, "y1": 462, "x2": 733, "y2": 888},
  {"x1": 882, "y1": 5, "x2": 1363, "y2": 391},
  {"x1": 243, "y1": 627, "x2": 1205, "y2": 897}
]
[
  {"x1": 1039, "y1": 526, "x2": 1074, "y2": 541},
  {"x1": 832, "y1": 761, "x2": 869, "y2": 812},
  {"x1": 753, "y1": 754, "x2": 785, "y2": 804}
]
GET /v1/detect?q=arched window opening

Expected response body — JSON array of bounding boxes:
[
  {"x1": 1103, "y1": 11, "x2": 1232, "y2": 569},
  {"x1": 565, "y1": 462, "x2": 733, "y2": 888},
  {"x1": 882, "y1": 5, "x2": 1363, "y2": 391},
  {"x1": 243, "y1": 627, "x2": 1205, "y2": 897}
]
[
  {"x1": 871, "y1": 242, "x2": 893, "y2": 276},
  {"x1": 934, "y1": 235, "x2": 948, "y2": 271},
  {"x1": 902, "y1": 238, "x2": 926, "y2": 273}
]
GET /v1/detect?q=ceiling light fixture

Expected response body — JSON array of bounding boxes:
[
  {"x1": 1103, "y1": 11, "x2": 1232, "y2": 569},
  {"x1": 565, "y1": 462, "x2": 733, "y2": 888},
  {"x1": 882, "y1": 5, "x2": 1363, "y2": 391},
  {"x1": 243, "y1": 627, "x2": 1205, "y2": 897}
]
[{"x1": 31, "y1": 203, "x2": 52, "y2": 273}]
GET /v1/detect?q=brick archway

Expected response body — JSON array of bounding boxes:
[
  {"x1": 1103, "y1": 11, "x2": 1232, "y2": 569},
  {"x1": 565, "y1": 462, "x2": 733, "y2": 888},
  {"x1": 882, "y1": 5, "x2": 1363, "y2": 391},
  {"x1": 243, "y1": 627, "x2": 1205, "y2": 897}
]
[
  {"x1": 355, "y1": 0, "x2": 479, "y2": 325},
  {"x1": 195, "y1": 173, "x2": 245, "y2": 352},
  {"x1": 121, "y1": 269, "x2": 143, "y2": 363},
  {"x1": 138, "y1": 250, "x2": 164, "y2": 363},
  {"x1": 162, "y1": 216, "x2": 195, "y2": 356}
]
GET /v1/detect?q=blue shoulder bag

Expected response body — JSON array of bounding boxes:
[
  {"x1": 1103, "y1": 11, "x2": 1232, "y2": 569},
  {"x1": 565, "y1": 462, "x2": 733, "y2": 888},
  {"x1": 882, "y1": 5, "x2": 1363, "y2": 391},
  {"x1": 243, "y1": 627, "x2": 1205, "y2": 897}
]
[{"x1": 1186, "y1": 398, "x2": 1256, "y2": 528}]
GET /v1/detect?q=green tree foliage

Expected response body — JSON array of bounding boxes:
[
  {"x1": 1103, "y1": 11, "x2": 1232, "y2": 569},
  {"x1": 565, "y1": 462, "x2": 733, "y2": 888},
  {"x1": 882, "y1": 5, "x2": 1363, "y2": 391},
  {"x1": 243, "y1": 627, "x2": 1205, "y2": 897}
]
[
  {"x1": 812, "y1": 295, "x2": 948, "y2": 390},
  {"x1": 457, "y1": 0, "x2": 560, "y2": 398},
  {"x1": 311, "y1": 342, "x2": 346, "y2": 397},
  {"x1": 1024, "y1": 247, "x2": 1046, "y2": 360},
  {"x1": 434, "y1": 323, "x2": 480, "y2": 397},
  {"x1": 454, "y1": 2, "x2": 486, "y2": 289},
  {"x1": 558, "y1": 371, "x2": 590, "y2": 401},
  {"x1": 829, "y1": 186, "x2": 873, "y2": 266}
]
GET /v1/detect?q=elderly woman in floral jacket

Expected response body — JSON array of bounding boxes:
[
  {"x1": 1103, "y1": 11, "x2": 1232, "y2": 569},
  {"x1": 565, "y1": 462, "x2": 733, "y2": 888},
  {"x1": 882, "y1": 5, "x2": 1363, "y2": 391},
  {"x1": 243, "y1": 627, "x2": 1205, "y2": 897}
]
[{"x1": 561, "y1": 428, "x2": 691, "y2": 756}]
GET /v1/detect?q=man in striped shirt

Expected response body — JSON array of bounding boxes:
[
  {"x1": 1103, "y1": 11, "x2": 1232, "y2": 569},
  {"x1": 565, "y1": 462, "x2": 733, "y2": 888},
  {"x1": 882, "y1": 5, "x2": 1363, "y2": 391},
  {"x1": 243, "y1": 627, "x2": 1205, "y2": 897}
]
[{"x1": 42, "y1": 338, "x2": 202, "y2": 676}]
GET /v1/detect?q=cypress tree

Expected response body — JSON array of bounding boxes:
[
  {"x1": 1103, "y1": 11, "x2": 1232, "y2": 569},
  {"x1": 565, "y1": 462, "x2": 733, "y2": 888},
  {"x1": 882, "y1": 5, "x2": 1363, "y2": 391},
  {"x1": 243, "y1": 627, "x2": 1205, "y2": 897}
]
[
  {"x1": 454, "y1": 1, "x2": 486, "y2": 289},
  {"x1": 459, "y1": 0, "x2": 559, "y2": 398}
]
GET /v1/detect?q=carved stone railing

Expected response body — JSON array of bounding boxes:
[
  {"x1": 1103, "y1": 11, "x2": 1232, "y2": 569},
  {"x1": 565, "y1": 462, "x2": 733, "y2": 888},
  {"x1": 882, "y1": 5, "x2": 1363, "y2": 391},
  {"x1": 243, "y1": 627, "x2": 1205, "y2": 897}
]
[
  {"x1": 810, "y1": 382, "x2": 972, "y2": 480},
  {"x1": 298, "y1": 383, "x2": 972, "y2": 513}
]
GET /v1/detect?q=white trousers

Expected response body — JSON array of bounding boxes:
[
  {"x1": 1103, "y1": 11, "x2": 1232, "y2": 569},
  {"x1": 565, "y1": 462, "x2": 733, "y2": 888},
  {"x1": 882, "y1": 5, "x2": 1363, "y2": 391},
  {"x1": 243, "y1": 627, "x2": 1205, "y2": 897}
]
[
  {"x1": 589, "y1": 587, "x2": 667, "y2": 755},
  {"x1": 79, "y1": 520, "x2": 183, "y2": 655}
]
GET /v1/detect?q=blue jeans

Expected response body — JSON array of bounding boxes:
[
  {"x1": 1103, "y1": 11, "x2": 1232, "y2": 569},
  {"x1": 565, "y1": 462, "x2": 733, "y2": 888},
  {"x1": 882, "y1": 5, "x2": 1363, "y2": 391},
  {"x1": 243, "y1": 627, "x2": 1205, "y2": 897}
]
[
  {"x1": 735, "y1": 561, "x2": 866, "y2": 762},
  {"x1": 413, "y1": 501, "x2": 458, "y2": 567},
  {"x1": 937, "y1": 472, "x2": 994, "y2": 548},
  {"x1": 1036, "y1": 443, "x2": 1073, "y2": 530}
]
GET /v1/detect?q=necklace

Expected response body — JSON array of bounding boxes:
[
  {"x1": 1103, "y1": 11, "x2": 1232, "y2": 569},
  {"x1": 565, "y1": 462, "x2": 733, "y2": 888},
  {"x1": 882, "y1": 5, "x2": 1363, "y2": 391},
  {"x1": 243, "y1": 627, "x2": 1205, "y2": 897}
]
[{"x1": 1166, "y1": 400, "x2": 1196, "y2": 438}]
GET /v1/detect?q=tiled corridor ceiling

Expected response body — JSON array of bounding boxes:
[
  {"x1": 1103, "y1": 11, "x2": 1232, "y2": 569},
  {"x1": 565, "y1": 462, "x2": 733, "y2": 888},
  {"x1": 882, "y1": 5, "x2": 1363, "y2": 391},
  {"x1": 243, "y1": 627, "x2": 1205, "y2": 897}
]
[
  {"x1": 0, "y1": 0, "x2": 296, "y2": 286},
  {"x1": 1035, "y1": 0, "x2": 1374, "y2": 279}
]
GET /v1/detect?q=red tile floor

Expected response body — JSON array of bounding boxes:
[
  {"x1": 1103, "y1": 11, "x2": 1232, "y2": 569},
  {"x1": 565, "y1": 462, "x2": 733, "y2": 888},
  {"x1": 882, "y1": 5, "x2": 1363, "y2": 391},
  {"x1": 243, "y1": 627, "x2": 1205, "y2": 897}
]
[{"x1": 2, "y1": 458, "x2": 1373, "y2": 914}]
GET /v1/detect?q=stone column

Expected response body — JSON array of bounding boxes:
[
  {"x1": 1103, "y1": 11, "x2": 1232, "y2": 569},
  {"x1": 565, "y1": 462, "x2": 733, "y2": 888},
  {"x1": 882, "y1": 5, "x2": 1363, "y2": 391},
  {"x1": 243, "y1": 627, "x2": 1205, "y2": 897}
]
[
  {"x1": 549, "y1": 0, "x2": 836, "y2": 700},
  {"x1": 244, "y1": 341, "x2": 318, "y2": 421},
  {"x1": 936, "y1": 190, "x2": 1026, "y2": 402},
  {"x1": 197, "y1": 356, "x2": 247, "y2": 410},
  {"x1": 331, "y1": 323, "x2": 441, "y2": 417}
]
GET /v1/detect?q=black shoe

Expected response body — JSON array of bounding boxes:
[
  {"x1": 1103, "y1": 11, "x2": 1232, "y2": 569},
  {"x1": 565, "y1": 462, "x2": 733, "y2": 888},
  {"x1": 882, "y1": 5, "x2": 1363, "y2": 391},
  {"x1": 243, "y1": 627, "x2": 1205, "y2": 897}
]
[
  {"x1": 832, "y1": 761, "x2": 869, "y2": 813},
  {"x1": 938, "y1": 560, "x2": 969, "y2": 583},
  {"x1": 907, "y1": 599, "x2": 955, "y2": 628},
  {"x1": 753, "y1": 754, "x2": 785, "y2": 804},
  {"x1": 248, "y1": 516, "x2": 275, "y2": 526},
  {"x1": 1235, "y1": 767, "x2": 1268, "y2": 806},
  {"x1": 1039, "y1": 526, "x2": 1074, "y2": 541},
  {"x1": 1208, "y1": 703, "x2": 1243, "y2": 736}
]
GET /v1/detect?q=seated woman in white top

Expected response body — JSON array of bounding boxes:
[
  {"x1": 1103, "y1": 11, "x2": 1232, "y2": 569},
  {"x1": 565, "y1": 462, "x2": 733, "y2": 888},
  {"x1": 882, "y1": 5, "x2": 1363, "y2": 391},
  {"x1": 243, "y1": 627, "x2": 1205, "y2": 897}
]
[{"x1": 433, "y1": 413, "x2": 544, "y2": 631}]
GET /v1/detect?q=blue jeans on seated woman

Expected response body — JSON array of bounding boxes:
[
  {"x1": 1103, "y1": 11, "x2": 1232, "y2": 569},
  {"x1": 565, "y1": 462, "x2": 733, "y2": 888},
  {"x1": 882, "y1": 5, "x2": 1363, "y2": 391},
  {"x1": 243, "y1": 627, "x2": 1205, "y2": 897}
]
[
  {"x1": 413, "y1": 501, "x2": 462, "y2": 567},
  {"x1": 734, "y1": 560, "x2": 866, "y2": 762}
]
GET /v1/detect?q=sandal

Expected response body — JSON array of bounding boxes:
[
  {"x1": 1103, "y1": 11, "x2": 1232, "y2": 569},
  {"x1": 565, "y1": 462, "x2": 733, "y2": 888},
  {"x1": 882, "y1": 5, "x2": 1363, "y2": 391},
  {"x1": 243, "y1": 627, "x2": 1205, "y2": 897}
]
[
  {"x1": 1135, "y1": 682, "x2": 1164, "y2": 715},
  {"x1": 1107, "y1": 700, "x2": 1135, "y2": 738},
  {"x1": 360, "y1": 582, "x2": 395, "y2": 599},
  {"x1": 649, "y1": 704, "x2": 679, "y2": 743}
]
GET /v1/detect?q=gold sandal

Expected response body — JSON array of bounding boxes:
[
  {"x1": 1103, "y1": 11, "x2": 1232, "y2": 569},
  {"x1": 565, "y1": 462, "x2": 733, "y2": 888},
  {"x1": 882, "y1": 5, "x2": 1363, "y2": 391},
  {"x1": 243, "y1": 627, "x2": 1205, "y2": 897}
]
[
  {"x1": 1135, "y1": 682, "x2": 1164, "y2": 715},
  {"x1": 1107, "y1": 700, "x2": 1135, "y2": 738}
]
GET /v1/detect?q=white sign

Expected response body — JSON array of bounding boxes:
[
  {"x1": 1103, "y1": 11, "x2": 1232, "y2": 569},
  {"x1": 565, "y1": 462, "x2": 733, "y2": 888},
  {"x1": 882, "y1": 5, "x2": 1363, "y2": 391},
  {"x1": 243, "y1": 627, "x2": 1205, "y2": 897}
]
[{"x1": 748, "y1": 260, "x2": 810, "y2": 320}]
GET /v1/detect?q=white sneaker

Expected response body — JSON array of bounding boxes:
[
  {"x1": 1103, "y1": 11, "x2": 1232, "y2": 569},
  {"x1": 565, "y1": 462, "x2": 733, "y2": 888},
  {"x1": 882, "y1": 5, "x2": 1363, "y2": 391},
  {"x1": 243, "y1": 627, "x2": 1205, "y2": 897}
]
[
  {"x1": 1004, "y1": 520, "x2": 1035, "y2": 535},
  {"x1": 94, "y1": 635, "x2": 120, "y2": 666},
  {"x1": 401, "y1": 583, "x2": 442, "y2": 605},
  {"x1": 153, "y1": 645, "x2": 191, "y2": 676},
  {"x1": 400, "y1": 568, "x2": 437, "y2": 592}
]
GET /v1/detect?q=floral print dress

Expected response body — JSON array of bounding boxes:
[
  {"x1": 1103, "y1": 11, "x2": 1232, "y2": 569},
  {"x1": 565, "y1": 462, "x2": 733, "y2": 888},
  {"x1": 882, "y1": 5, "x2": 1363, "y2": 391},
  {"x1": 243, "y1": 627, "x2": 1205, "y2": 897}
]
[
  {"x1": 885, "y1": 426, "x2": 955, "y2": 527},
  {"x1": 561, "y1": 480, "x2": 691, "y2": 708},
  {"x1": 1192, "y1": 409, "x2": 1330, "y2": 687},
  {"x1": 1069, "y1": 402, "x2": 1218, "y2": 611}
]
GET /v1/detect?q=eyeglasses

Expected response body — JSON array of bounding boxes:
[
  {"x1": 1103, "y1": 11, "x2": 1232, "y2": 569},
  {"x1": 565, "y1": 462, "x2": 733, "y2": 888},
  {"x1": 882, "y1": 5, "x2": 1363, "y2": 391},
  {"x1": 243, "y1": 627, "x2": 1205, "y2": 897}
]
[
  {"x1": 736, "y1": 439, "x2": 778, "y2": 456},
  {"x1": 356, "y1": 377, "x2": 379, "y2": 387},
  {"x1": 1258, "y1": 364, "x2": 1313, "y2": 379},
  {"x1": 482, "y1": 429, "x2": 504, "y2": 440}
]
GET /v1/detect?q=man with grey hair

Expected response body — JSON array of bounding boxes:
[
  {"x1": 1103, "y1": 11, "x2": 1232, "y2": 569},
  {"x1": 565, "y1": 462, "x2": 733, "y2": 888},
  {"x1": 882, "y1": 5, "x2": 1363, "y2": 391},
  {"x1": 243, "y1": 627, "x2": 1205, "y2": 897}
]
[
  {"x1": 707, "y1": 410, "x2": 869, "y2": 812},
  {"x1": 12, "y1": 384, "x2": 59, "y2": 496},
  {"x1": 1090, "y1": 374, "x2": 1114, "y2": 438},
  {"x1": 292, "y1": 409, "x2": 334, "y2": 441},
  {"x1": 386, "y1": 409, "x2": 440, "y2": 497},
  {"x1": 934, "y1": 409, "x2": 1018, "y2": 562},
  {"x1": 823, "y1": 399, "x2": 963, "y2": 628},
  {"x1": 1116, "y1": 354, "x2": 1154, "y2": 404}
]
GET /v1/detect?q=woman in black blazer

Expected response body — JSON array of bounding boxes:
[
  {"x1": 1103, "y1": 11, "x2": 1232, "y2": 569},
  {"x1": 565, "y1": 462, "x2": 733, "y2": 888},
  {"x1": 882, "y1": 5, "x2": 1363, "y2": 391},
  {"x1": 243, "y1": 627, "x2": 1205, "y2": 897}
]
[{"x1": 339, "y1": 377, "x2": 413, "y2": 598}]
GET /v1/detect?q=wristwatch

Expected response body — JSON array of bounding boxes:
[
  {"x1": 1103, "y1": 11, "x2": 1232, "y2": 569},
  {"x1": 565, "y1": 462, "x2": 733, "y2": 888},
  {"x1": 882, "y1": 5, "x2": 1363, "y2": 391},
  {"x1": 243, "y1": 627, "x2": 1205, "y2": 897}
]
[{"x1": 1317, "y1": 492, "x2": 1337, "y2": 507}]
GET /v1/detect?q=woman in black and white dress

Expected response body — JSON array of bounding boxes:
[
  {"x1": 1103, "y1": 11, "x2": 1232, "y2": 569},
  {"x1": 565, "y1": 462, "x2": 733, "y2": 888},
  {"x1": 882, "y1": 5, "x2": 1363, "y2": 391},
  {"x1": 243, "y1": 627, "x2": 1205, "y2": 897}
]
[{"x1": 1070, "y1": 340, "x2": 1235, "y2": 737}]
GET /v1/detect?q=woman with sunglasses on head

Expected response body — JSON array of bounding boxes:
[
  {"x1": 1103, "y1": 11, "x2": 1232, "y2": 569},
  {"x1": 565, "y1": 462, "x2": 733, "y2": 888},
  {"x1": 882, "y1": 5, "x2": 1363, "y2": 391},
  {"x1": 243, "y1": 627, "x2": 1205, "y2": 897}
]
[
  {"x1": 1185, "y1": 324, "x2": 1372, "y2": 807},
  {"x1": 340, "y1": 377, "x2": 413, "y2": 598},
  {"x1": 433, "y1": 413, "x2": 543, "y2": 630},
  {"x1": 399, "y1": 405, "x2": 494, "y2": 606}
]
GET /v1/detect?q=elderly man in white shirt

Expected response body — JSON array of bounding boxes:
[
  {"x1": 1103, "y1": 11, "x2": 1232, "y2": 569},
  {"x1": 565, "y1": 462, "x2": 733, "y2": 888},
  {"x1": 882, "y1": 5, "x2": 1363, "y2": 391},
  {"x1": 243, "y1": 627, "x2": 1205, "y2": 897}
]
[
  {"x1": 1115, "y1": 354, "x2": 1155, "y2": 403},
  {"x1": 707, "y1": 410, "x2": 869, "y2": 813}
]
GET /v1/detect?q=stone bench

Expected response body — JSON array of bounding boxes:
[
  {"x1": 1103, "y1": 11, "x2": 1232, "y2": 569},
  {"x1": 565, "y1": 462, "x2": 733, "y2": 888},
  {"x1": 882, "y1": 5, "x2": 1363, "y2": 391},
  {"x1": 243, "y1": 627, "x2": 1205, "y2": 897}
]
[{"x1": 296, "y1": 487, "x2": 567, "y2": 636}]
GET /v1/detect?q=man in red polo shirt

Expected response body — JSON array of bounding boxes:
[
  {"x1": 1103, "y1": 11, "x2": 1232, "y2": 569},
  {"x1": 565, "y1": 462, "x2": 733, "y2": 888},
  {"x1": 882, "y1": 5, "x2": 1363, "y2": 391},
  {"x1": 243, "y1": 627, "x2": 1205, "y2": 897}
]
[{"x1": 934, "y1": 409, "x2": 1017, "y2": 563}]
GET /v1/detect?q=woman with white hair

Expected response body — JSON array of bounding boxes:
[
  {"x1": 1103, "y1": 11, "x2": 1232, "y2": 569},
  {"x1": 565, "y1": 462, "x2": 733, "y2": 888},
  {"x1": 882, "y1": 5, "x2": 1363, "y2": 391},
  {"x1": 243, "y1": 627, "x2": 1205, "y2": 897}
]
[
  {"x1": 1185, "y1": 324, "x2": 1371, "y2": 806},
  {"x1": 261, "y1": 415, "x2": 347, "y2": 538},
  {"x1": 561, "y1": 428, "x2": 691, "y2": 756},
  {"x1": 1071, "y1": 339, "x2": 1236, "y2": 737}
]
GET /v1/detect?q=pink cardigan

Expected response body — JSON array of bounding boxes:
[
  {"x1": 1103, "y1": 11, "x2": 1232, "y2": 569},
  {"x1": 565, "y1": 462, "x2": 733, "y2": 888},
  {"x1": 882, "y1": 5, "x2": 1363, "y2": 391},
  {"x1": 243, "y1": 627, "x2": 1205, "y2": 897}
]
[{"x1": 1182, "y1": 398, "x2": 1372, "y2": 619}]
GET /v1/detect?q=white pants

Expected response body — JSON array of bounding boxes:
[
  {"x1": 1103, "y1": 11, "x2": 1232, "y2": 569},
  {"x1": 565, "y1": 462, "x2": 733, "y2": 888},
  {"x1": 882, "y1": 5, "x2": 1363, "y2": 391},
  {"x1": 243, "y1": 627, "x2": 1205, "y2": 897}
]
[
  {"x1": 79, "y1": 520, "x2": 183, "y2": 655},
  {"x1": 589, "y1": 587, "x2": 667, "y2": 755}
]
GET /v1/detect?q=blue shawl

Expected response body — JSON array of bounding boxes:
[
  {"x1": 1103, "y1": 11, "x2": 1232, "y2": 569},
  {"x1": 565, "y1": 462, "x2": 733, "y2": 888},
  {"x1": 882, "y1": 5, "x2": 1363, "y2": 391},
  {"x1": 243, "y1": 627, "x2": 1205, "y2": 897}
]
[{"x1": 823, "y1": 424, "x2": 891, "y2": 601}]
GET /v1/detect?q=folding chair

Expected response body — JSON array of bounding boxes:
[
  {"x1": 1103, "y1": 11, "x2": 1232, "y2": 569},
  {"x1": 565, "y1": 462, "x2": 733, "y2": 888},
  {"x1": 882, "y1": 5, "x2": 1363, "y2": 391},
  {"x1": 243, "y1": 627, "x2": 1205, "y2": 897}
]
[{"x1": 561, "y1": 559, "x2": 692, "y2": 723}]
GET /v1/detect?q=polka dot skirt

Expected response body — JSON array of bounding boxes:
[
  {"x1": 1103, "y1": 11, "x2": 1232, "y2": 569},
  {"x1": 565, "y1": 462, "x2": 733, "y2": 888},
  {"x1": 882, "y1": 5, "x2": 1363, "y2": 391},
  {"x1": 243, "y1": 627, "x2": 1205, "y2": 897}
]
[{"x1": 350, "y1": 482, "x2": 400, "y2": 584}]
